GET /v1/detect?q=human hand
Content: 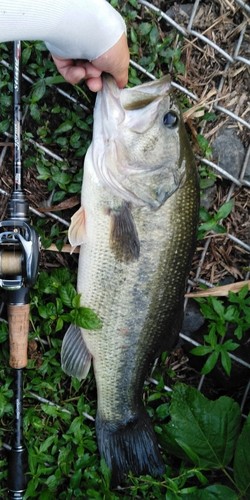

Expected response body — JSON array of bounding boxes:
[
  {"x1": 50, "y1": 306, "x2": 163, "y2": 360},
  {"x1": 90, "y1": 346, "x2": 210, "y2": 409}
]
[{"x1": 52, "y1": 33, "x2": 129, "y2": 92}]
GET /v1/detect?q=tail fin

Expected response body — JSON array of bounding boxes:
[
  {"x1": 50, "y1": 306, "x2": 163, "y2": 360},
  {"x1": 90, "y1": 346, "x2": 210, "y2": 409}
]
[{"x1": 95, "y1": 408, "x2": 165, "y2": 485}]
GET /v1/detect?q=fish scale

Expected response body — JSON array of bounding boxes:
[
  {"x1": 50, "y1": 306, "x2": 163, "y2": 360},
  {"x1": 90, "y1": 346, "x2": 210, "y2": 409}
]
[{"x1": 62, "y1": 75, "x2": 199, "y2": 484}]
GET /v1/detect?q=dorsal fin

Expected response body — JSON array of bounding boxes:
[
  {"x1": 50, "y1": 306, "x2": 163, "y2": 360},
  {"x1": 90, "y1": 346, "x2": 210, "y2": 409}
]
[
  {"x1": 109, "y1": 203, "x2": 140, "y2": 262},
  {"x1": 61, "y1": 324, "x2": 92, "y2": 380}
]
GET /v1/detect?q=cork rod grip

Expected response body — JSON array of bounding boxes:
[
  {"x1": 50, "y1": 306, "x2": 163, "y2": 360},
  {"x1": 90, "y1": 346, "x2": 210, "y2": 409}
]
[{"x1": 8, "y1": 304, "x2": 30, "y2": 369}]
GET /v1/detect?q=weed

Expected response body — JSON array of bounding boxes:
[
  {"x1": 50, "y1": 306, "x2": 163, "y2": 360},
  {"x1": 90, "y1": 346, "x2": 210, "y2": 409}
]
[
  {"x1": 199, "y1": 164, "x2": 217, "y2": 190},
  {"x1": 198, "y1": 199, "x2": 234, "y2": 240},
  {"x1": 191, "y1": 286, "x2": 250, "y2": 376}
]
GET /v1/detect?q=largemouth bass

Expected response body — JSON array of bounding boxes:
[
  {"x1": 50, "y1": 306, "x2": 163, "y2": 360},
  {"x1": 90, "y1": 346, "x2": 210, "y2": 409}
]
[{"x1": 62, "y1": 76, "x2": 199, "y2": 484}]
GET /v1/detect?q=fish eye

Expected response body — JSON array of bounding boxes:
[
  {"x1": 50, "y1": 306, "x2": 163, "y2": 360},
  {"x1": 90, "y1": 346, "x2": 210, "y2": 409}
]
[{"x1": 163, "y1": 111, "x2": 179, "y2": 128}]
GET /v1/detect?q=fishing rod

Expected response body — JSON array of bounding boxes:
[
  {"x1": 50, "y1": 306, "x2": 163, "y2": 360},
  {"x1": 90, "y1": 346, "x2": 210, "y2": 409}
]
[{"x1": 0, "y1": 41, "x2": 40, "y2": 499}]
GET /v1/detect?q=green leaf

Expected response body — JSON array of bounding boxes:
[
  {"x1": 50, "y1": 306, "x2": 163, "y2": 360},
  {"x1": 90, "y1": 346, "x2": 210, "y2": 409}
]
[
  {"x1": 24, "y1": 477, "x2": 39, "y2": 497},
  {"x1": 191, "y1": 346, "x2": 213, "y2": 356},
  {"x1": 234, "y1": 413, "x2": 250, "y2": 496},
  {"x1": 40, "y1": 435, "x2": 56, "y2": 453},
  {"x1": 55, "y1": 317, "x2": 64, "y2": 332},
  {"x1": 156, "y1": 403, "x2": 170, "y2": 420},
  {"x1": 46, "y1": 474, "x2": 58, "y2": 491},
  {"x1": 150, "y1": 25, "x2": 160, "y2": 45},
  {"x1": 197, "y1": 134, "x2": 212, "y2": 157},
  {"x1": 238, "y1": 284, "x2": 250, "y2": 300},
  {"x1": 44, "y1": 75, "x2": 65, "y2": 85},
  {"x1": 207, "y1": 325, "x2": 218, "y2": 346},
  {"x1": 210, "y1": 297, "x2": 225, "y2": 320},
  {"x1": 0, "y1": 118, "x2": 10, "y2": 133},
  {"x1": 234, "y1": 324, "x2": 243, "y2": 340},
  {"x1": 72, "y1": 294, "x2": 81, "y2": 309},
  {"x1": 163, "y1": 383, "x2": 241, "y2": 468},
  {"x1": 139, "y1": 22, "x2": 152, "y2": 36},
  {"x1": 31, "y1": 79, "x2": 46, "y2": 102},
  {"x1": 222, "y1": 339, "x2": 239, "y2": 351},
  {"x1": 0, "y1": 386, "x2": 13, "y2": 418},
  {"x1": 215, "y1": 200, "x2": 234, "y2": 221},
  {"x1": 175, "y1": 439, "x2": 200, "y2": 464},
  {"x1": 200, "y1": 177, "x2": 216, "y2": 189},
  {"x1": 220, "y1": 350, "x2": 231, "y2": 376},
  {"x1": 0, "y1": 322, "x2": 8, "y2": 343},
  {"x1": 199, "y1": 207, "x2": 211, "y2": 222},
  {"x1": 70, "y1": 469, "x2": 82, "y2": 489},
  {"x1": 59, "y1": 284, "x2": 76, "y2": 307},
  {"x1": 22, "y1": 46, "x2": 32, "y2": 64},
  {"x1": 199, "y1": 220, "x2": 218, "y2": 232},
  {"x1": 52, "y1": 171, "x2": 71, "y2": 186},
  {"x1": 41, "y1": 404, "x2": 60, "y2": 417},
  {"x1": 71, "y1": 307, "x2": 102, "y2": 330},
  {"x1": 36, "y1": 164, "x2": 50, "y2": 180},
  {"x1": 194, "y1": 470, "x2": 209, "y2": 486},
  {"x1": 38, "y1": 304, "x2": 49, "y2": 319},
  {"x1": 199, "y1": 303, "x2": 217, "y2": 321},
  {"x1": 192, "y1": 484, "x2": 238, "y2": 499},
  {"x1": 203, "y1": 112, "x2": 217, "y2": 122},
  {"x1": 224, "y1": 305, "x2": 237, "y2": 322},
  {"x1": 216, "y1": 320, "x2": 226, "y2": 336},
  {"x1": 68, "y1": 182, "x2": 82, "y2": 194},
  {"x1": 211, "y1": 224, "x2": 227, "y2": 234},
  {"x1": 201, "y1": 351, "x2": 219, "y2": 374},
  {"x1": 54, "y1": 121, "x2": 73, "y2": 135}
]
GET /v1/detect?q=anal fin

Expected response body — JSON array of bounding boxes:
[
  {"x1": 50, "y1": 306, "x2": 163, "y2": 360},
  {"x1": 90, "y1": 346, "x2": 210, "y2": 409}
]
[{"x1": 61, "y1": 324, "x2": 92, "y2": 380}]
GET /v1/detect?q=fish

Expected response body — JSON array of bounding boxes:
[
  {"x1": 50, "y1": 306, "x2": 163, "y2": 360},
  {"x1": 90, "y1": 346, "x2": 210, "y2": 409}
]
[{"x1": 61, "y1": 75, "x2": 199, "y2": 484}]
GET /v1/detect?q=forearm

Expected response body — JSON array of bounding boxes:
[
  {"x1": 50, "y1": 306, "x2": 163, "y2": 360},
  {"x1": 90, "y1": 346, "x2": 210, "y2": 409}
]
[{"x1": 0, "y1": 0, "x2": 126, "y2": 60}]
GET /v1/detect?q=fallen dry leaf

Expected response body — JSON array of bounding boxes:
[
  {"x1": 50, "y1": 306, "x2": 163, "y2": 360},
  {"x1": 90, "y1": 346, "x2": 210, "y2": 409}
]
[{"x1": 186, "y1": 280, "x2": 250, "y2": 297}]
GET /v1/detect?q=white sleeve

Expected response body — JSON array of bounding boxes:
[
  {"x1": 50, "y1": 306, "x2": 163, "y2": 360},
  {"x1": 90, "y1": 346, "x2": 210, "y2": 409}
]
[{"x1": 0, "y1": 0, "x2": 126, "y2": 60}]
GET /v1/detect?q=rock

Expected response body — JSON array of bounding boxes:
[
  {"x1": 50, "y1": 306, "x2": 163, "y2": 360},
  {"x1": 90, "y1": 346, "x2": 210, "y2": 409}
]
[
  {"x1": 245, "y1": 153, "x2": 250, "y2": 182},
  {"x1": 200, "y1": 185, "x2": 217, "y2": 210},
  {"x1": 212, "y1": 129, "x2": 245, "y2": 180},
  {"x1": 181, "y1": 299, "x2": 205, "y2": 335},
  {"x1": 166, "y1": 3, "x2": 194, "y2": 21}
]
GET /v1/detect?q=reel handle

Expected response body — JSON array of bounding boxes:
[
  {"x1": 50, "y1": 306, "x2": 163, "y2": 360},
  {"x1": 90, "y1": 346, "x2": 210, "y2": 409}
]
[{"x1": 8, "y1": 303, "x2": 30, "y2": 369}]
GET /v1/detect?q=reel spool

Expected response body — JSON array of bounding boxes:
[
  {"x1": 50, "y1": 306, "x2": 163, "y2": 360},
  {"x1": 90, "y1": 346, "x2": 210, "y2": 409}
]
[{"x1": 0, "y1": 219, "x2": 40, "y2": 290}]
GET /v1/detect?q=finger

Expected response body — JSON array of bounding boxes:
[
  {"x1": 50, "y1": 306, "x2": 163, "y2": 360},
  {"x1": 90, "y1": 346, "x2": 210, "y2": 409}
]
[
  {"x1": 92, "y1": 33, "x2": 129, "y2": 88},
  {"x1": 75, "y1": 60, "x2": 101, "y2": 78},
  {"x1": 75, "y1": 62, "x2": 103, "y2": 91},
  {"x1": 52, "y1": 55, "x2": 88, "y2": 84},
  {"x1": 61, "y1": 65, "x2": 87, "y2": 85},
  {"x1": 85, "y1": 77, "x2": 103, "y2": 92}
]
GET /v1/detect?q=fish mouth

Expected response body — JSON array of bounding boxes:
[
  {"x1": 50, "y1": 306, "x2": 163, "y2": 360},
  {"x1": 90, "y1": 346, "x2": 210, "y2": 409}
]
[
  {"x1": 92, "y1": 75, "x2": 178, "y2": 208},
  {"x1": 98, "y1": 74, "x2": 174, "y2": 133},
  {"x1": 121, "y1": 75, "x2": 172, "y2": 110},
  {"x1": 102, "y1": 74, "x2": 172, "y2": 111},
  {"x1": 100, "y1": 75, "x2": 173, "y2": 136}
]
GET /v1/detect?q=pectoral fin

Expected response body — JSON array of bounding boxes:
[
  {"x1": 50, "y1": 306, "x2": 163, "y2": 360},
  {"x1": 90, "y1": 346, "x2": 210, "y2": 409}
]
[
  {"x1": 61, "y1": 324, "x2": 92, "y2": 380},
  {"x1": 109, "y1": 203, "x2": 140, "y2": 262},
  {"x1": 68, "y1": 207, "x2": 86, "y2": 247}
]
